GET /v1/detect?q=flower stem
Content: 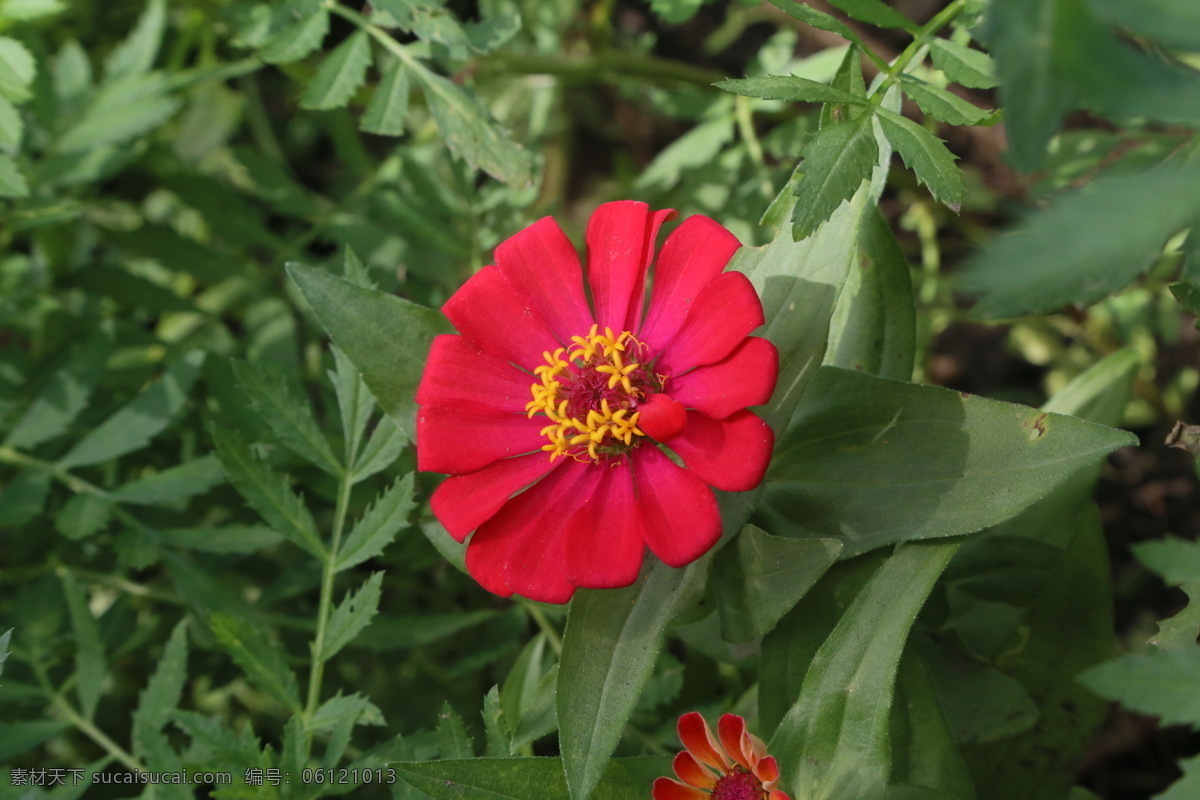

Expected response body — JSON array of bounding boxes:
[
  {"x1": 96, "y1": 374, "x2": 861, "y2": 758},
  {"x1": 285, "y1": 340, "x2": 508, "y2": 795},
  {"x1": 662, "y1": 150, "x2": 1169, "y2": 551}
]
[{"x1": 304, "y1": 462, "x2": 354, "y2": 722}]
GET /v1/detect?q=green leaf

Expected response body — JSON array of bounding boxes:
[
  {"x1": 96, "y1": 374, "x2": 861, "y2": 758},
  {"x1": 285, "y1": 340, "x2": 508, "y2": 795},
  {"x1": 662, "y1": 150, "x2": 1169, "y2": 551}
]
[
  {"x1": 415, "y1": 67, "x2": 534, "y2": 186},
  {"x1": 329, "y1": 345, "x2": 375, "y2": 469},
  {"x1": 770, "y1": 0, "x2": 874, "y2": 53},
  {"x1": 501, "y1": 635, "x2": 558, "y2": 751},
  {"x1": 888, "y1": 648, "x2": 975, "y2": 798},
  {"x1": 210, "y1": 424, "x2": 325, "y2": 559},
  {"x1": 313, "y1": 692, "x2": 383, "y2": 768},
  {"x1": 320, "y1": 572, "x2": 383, "y2": 662},
  {"x1": 0, "y1": 628, "x2": 10, "y2": 679},
  {"x1": 714, "y1": 524, "x2": 842, "y2": 642},
  {"x1": 558, "y1": 559, "x2": 705, "y2": 800},
  {"x1": 827, "y1": 0, "x2": 919, "y2": 32},
  {"x1": 876, "y1": 108, "x2": 964, "y2": 211},
  {"x1": 633, "y1": 117, "x2": 733, "y2": 194},
  {"x1": 772, "y1": 541, "x2": 959, "y2": 800},
  {"x1": 260, "y1": 8, "x2": 329, "y2": 65},
  {"x1": 336, "y1": 473, "x2": 415, "y2": 571},
  {"x1": 58, "y1": 72, "x2": 181, "y2": 153},
  {"x1": 61, "y1": 571, "x2": 105, "y2": 721},
  {"x1": 763, "y1": 367, "x2": 1137, "y2": 557},
  {"x1": 159, "y1": 525, "x2": 283, "y2": 554},
  {"x1": 918, "y1": 634, "x2": 1038, "y2": 744},
  {"x1": 104, "y1": 0, "x2": 165, "y2": 82},
  {"x1": 112, "y1": 456, "x2": 226, "y2": 507},
  {"x1": 352, "y1": 415, "x2": 406, "y2": 482},
  {"x1": 209, "y1": 612, "x2": 302, "y2": 713},
  {"x1": 0, "y1": 720, "x2": 70, "y2": 761},
  {"x1": 1159, "y1": 754, "x2": 1200, "y2": 800},
  {"x1": 57, "y1": 350, "x2": 203, "y2": 469},
  {"x1": 0, "y1": 95, "x2": 22, "y2": 151},
  {"x1": 792, "y1": 114, "x2": 878, "y2": 241},
  {"x1": 6, "y1": 334, "x2": 110, "y2": 449},
  {"x1": 898, "y1": 75, "x2": 996, "y2": 127},
  {"x1": 1131, "y1": 537, "x2": 1200, "y2": 650},
  {"x1": 715, "y1": 75, "x2": 869, "y2": 105},
  {"x1": 232, "y1": 360, "x2": 341, "y2": 476},
  {"x1": 1087, "y1": 0, "x2": 1200, "y2": 57},
  {"x1": 0, "y1": 36, "x2": 34, "y2": 102},
  {"x1": 483, "y1": 685, "x2": 510, "y2": 757},
  {"x1": 132, "y1": 619, "x2": 188, "y2": 758},
  {"x1": 54, "y1": 493, "x2": 112, "y2": 540},
  {"x1": 360, "y1": 57, "x2": 410, "y2": 136},
  {"x1": 300, "y1": 29, "x2": 371, "y2": 110},
  {"x1": 960, "y1": 160, "x2": 1200, "y2": 318},
  {"x1": 395, "y1": 756, "x2": 671, "y2": 800},
  {"x1": 929, "y1": 38, "x2": 998, "y2": 89},
  {"x1": 287, "y1": 262, "x2": 452, "y2": 441},
  {"x1": 0, "y1": 469, "x2": 50, "y2": 527},
  {"x1": 1042, "y1": 347, "x2": 1139, "y2": 425},
  {"x1": 438, "y1": 701, "x2": 476, "y2": 760},
  {"x1": 648, "y1": 0, "x2": 706, "y2": 24},
  {"x1": 0, "y1": 151, "x2": 26, "y2": 196}
]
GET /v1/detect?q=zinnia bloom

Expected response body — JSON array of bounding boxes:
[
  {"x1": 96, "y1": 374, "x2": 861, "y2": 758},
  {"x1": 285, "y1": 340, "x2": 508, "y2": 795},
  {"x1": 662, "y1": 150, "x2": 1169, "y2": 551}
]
[
  {"x1": 416, "y1": 201, "x2": 777, "y2": 603},
  {"x1": 653, "y1": 712, "x2": 790, "y2": 800}
]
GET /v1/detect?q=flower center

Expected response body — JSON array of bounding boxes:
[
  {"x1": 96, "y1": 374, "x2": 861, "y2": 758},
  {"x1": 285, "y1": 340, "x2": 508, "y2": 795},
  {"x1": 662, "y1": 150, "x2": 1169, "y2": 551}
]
[
  {"x1": 711, "y1": 770, "x2": 766, "y2": 800},
  {"x1": 525, "y1": 325, "x2": 658, "y2": 462}
]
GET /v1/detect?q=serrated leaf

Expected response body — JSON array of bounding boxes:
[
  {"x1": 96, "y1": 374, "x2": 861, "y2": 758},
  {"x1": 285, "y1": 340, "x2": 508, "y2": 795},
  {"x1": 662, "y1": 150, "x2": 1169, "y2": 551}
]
[
  {"x1": 159, "y1": 525, "x2": 283, "y2": 554},
  {"x1": 105, "y1": 0, "x2": 165, "y2": 82},
  {"x1": 352, "y1": 418, "x2": 406, "y2": 483},
  {"x1": 210, "y1": 424, "x2": 325, "y2": 559},
  {"x1": 0, "y1": 95, "x2": 21, "y2": 151},
  {"x1": 313, "y1": 692, "x2": 383, "y2": 768},
  {"x1": 172, "y1": 709, "x2": 262, "y2": 766},
  {"x1": 209, "y1": 612, "x2": 302, "y2": 713},
  {"x1": 5, "y1": 334, "x2": 110, "y2": 450},
  {"x1": 482, "y1": 686, "x2": 510, "y2": 757},
  {"x1": 112, "y1": 456, "x2": 226, "y2": 507},
  {"x1": 54, "y1": 493, "x2": 112, "y2": 540},
  {"x1": 57, "y1": 350, "x2": 203, "y2": 468},
  {"x1": 0, "y1": 36, "x2": 34, "y2": 102},
  {"x1": 320, "y1": 572, "x2": 383, "y2": 662},
  {"x1": 770, "y1": 0, "x2": 866, "y2": 48},
  {"x1": 233, "y1": 360, "x2": 341, "y2": 476},
  {"x1": 899, "y1": 75, "x2": 995, "y2": 127},
  {"x1": 330, "y1": 345, "x2": 375, "y2": 465},
  {"x1": 929, "y1": 38, "x2": 998, "y2": 89},
  {"x1": 1132, "y1": 537, "x2": 1200, "y2": 650},
  {"x1": 300, "y1": 30, "x2": 371, "y2": 110},
  {"x1": 0, "y1": 151, "x2": 26, "y2": 197},
  {"x1": 715, "y1": 75, "x2": 868, "y2": 105},
  {"x1": 360, "y1": 58, "x2": 410, "y2": 136},
  {"x1": 827, "y1": 0, "x2": 919, "y2": 32},
  {"x1": 1080, "y1": 647, "x2": 1200, "y2": 727},
  {"x1": 132, "y1": 619, "x2": 188, "y2": 758},
  {"x1": 877, "y1": 108, "x2": 963, "y2": 211},
  {"x1": 336, "y1": 473, "x2": 415, "y2": 571},
  {"x1": 438, "y1": 700, "x2": 475, "y2": 760},
  {"x1": 792, "y1": 114, "x2": 878, "y2": 241},
  {"x1": 260, "y1": 8, "x2": 329, "y2": 65},
  {"x1": 61, "y1": 571, "x2": 105, "y2": 721},
  {"x1": 416, "y1": 67, "x2": 534, "y2": 186},
  {"x1": 58, "y1": 72, "x2": 181, "y2": 153}
]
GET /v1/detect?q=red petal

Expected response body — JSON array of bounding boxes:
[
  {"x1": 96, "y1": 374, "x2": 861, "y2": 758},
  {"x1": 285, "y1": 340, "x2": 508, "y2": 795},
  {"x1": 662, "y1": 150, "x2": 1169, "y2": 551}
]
[
  {"x1": 464, "y1": 461, "x2": 591, "y2": 603},
  {"x1": 640, "y1": 215, "x2": 741, "y2": 346},
  {"x1": 637, "y1": 393, "x2": 688, "y2": 442},
  {"x1": 442, "y1": 264, "x2": 561, "y2": 371},
  {"x1": 651, "y1": 778, "x2": 708, "y2": 800},
  {"x1": 495, "y1": 216, "x2": 595, "y2": 343},
  {"x1": 416, "y1": 402, "x2": 544, "y2": 475},
  {"x1": 667, "y1": 411, "x2": 774, "y2": 492},
  {"x1": 586, "y1": 201, "x2": 676, "y2": 332},
  {"x1": 630, "y1": 446, "x2": 720, "y2": 568},
  {"x1": 430, "y1": 453, "x2": 560, "y2": 541},
  {"x1": 677, "y1": 712, "x2": 729, "y2": 771},
  {"x1": 561, "y1": 463, "x2": 645, "y2": 589},
  {"x1": 717, "y1": 714, "x2": 753, "y2": 769},
  {"x1": 654, "y1": 271, "x2": 765, "y2": 377},
  {"x1": 673, "y1": 751, "x2": 718, "y2": 790},
  {"x1": 416, "y1": 334, "x2": 533, "y2": 412},
  {"x1": 755, "y1": 755, "x2": 780, "y2": 786},
  {"x1": 768, "y1": 791, "x2": 791, "y2": 800},
  {"x1": 669, "y1": 337, "x2": 778, "y2": 420}
]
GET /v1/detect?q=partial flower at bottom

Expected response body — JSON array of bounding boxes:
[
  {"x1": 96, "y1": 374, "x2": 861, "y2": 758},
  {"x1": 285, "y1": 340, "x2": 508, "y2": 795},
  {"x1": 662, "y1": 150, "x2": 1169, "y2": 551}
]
[
  {"x1": 652, "y1": 712, "x2": 789, "y2": 800},
  {"x1": 416, "y1": 201, "x2": 778, "y2": 604}
]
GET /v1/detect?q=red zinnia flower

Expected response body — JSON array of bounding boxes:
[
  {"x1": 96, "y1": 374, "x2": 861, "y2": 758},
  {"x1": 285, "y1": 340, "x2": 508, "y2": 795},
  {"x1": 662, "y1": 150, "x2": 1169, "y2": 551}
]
[
  {"x1": 653, "y1": 712, "x2": 790, "y2": 800},
  {"x1": 416, "y1": 201, "x2": 777, "y2": 603}
]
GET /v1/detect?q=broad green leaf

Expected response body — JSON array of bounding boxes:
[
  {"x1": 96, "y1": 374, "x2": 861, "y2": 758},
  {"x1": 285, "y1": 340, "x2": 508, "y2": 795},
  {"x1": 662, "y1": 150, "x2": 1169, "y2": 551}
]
[
  {"x1": 159, "y1": 525, "x2": 283, "y2": 554},
  {"x1": 415, "y1": 67, "x2": 534, "y2": 186},
  {"x1": 209, "y1": 612, "x2": 302, "y2": 713},
  {"x1": 1087, "y1": 0, "x2": 1200, "y2": 55},
  {"x1": 558, "y1": 559, "x2": 705, "y2": 800},
  {"x1": 1131, "y1": 537, "x2": 1200, "y2": 650},
  {"x1": 260, "y1": 8, "x2": 329, "y2": 64},
  {"x1": 233, "y1": 360, "x2": 341, "y2": 475},
  {"x1": 929, "y1": 38, "x2": 998, "y2": 89},
  {"x1": 713, "y1": 524, "x2": 842, "y2": 642},
  {"x1": 287, "y1": 262, "x2": 452, "y2": 441},
  {"x1": 336, "y1": 473, "x2": 415, "y2": 571},
  {"x1": 792, "y1": 114, "x2": 878, "y2": 241},
  {"x1": 112, "y1": 456, "x2": 226, "y2": 507},
  {"x1": 876, "y1": 108, "x2": 964, "y2": 211},
  {"x1": 58, "y1": 72, "x2": 181, "y2": 153},
  {"x1": 0, "y1": 95, "x2": 22, "y2": 151},
  {"x1": 827, "y1": 0, "x2": 919, "y2": 32},
  {"x1": 320, "y1": 572, "x2": 383, "y2": 662},
  {"x1": 361, "y1": 57, "x2": 410, "y2": 136},
  {"x1": 1160, "y1": 754, "x2": 1200, "y2": 800},
  {"x1": 483, "y1": 685, "x2": 510, "y2": 757},
  {"x1": 825, "y1": 207, "x2": 916, "y2": 380},
  {"x1": 5, "y1": 334, "x2": 110, "y2": 449},
  {"x1": 897, "y1": 75, "x2": 996, "y2": 127},
  {"x1": 132, "y1": 619, "x2": 188, "y2": 758},
  {"x1": 300, "y1": 30, "x2": 371, "y2": 110},
  {"x1": 773, "y1": 540, "x2": 959, "y2": 800},
  {"x1": 210, "y1": 424, "x2": 325, "y2": 559},
  {"x1": 438, "y1": 701, "x2": 476, "y2": 760},
  {"x1": 0, "y1": 0, "x2": 67, "y2": 22},
  {"x1": 57, "y1": 350, "x2": 203, "y2": 469},
  {"x1": 960, "y1": 160, "x2": 1200, "y2": 318},
  {"x1": 0, "y1": 720, "x2": 70, "y2": 761},
  {"x1": 104, "y1": 0, "x2": 165, "y2": 82},
  {"x1": 0, "y1": 151, "x2": 26, "y2": 196},
  {"x1": 715, "y1": 76, "x2": 868, "y2": 105},
  {"x1": 395, "y1": 756, "x2": 671, "y2": 800},
  {"x1": 0, "y1": 36, "x2": 34, "y2": 102},
  {"x1": 54, "y1": 493, "x2": 112, "y2": 540},
  {"x1": 763, "y1": 367, "x2": 1136, "y2": 556},
  {"x1": 0, "y1": 469, "x2": 50, "y2": 527},
  {"x1": 888, "y1": 648, "x2": 975, "y2": 799},
  {"x1": 61, "y1": 571, "x2": 105, "y2": 721}
]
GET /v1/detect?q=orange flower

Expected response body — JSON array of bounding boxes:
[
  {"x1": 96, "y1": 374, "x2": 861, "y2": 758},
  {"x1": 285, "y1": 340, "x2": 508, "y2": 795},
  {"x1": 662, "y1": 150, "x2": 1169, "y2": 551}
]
[{"x1": 652, "y1": 712, "x2": 790, "y2": 800}]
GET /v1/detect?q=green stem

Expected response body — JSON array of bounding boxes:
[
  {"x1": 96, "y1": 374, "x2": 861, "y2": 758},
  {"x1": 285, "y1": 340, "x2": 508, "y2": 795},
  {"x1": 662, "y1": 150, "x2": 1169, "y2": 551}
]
[
  {"x1": 304, "y1": 465, "x2": 355, "y2": 720},
  {"x1": 0, "y1": 446, "x2": 114, "y2": 500},
  {"x1": 522, "y1": 602, "x2": 563, "y2": 657},
  {"x1": 869, "y1": 0, "x2": 965, "y2": 106}
]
